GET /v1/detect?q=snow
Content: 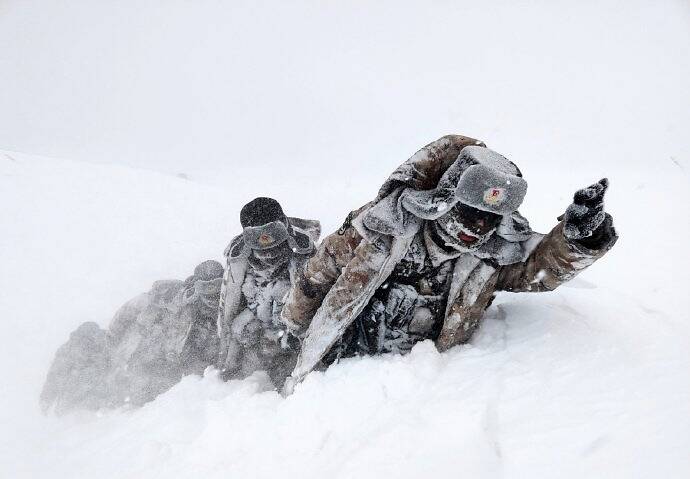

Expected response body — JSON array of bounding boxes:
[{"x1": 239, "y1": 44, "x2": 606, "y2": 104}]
[
  {"x1": 1, "y1": 1, "x2": 689, "y2": 477},
  {"x1": 1, "y1": 148, "x2": 688, "y2": 478}
]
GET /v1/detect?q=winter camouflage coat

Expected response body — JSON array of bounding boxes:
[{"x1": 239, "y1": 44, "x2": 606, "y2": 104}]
[
  {"x1": 281, "y1": 135, "x2": 618, "y2": 389},
  {"x1": 216, "y1": 218, "x2": 320, "y2": 386},
  {"x1": 40, "y1": 262, "x2": 224, "y2": 414}
]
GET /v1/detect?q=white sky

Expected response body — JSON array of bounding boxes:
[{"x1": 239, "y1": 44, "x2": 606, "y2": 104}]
[{"x1": 1, "y1": 0, "x2": 688, "y2": 187}]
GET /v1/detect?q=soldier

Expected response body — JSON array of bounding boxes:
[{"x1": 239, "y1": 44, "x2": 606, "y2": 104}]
[
  {"x1": 216, "y1": 197, "x2": 320, "y2": 387},
  {"x1": 41, "y1": 260, "x2": 224, "y2": 413},
  {"x1": 281, "y1": 135, "x2": 618, "y2": 392},
  {"x1": 40, "y1": 322, "x2": 111, "y2": 414}
]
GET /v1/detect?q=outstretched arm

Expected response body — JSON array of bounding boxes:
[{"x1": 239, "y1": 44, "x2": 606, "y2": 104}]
[{"x1": 497, "y1": 179, "x2": 618, "y2": 292}]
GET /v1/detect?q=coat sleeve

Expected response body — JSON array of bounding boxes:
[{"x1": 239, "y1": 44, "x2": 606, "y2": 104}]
[
  {"x1": 216, "y1": 258, "x2": 248, "y2": 372},
  {"x1": 496, "y1": 216, "x2": 617, "y2": 293},
  {"x1": 287, "y1": 232, "x2": 413, "y2": 391},
  {"x1": 280, "y1": 227, "x2": 363, "y2": 333}
]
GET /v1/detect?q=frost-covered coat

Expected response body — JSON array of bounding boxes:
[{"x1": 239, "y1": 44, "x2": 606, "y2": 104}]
[
  {"x1": 107, "y1": 275, "x2": 223, "y2": 404},
  {"x1": 281, "y1": 135, "x2": 618, "y2": 389},
  {"x1": 40, "y1": 269, "x2": 223, "y2": 413},
  {"x1": 216, "y1": 218, "x2": 320, "y2": 385},
  {"x1": 40, "y1": 322, "x2": 111, "y2": 414}
]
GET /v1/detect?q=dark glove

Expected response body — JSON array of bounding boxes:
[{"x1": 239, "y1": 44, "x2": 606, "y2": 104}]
[{"x1": 562, "y1": 178, "x2": 609, "y2": 241}]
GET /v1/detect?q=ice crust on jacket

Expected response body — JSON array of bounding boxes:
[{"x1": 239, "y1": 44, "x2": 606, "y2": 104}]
[{"x1": 283, "y1": 135, "x2": 618, "y2": 391}]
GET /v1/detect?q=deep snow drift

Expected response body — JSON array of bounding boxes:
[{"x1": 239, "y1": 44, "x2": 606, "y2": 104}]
[{"x1": 1, "y1": 149, "x2": 688, "y2": 478}]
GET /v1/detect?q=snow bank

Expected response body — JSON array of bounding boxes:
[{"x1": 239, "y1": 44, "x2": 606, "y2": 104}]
[{"x1": 1, "y1": 150, "x2": 688, "y2": 478}]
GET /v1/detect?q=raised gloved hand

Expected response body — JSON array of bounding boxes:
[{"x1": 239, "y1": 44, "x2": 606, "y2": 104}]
[{"x1": 562, "y1": 178, "x2": 609, "y2": 241}]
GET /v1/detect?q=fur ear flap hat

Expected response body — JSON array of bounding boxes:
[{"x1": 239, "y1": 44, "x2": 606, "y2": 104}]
[
  {"x1": 352, "y1": 136, "x2": 536, "y2": 265},
  {"x1": 399, "y1": 145, "x2": 528, "y2": 220},
  {"x1": 227, "y1": 197, "x2": 320, "y2": 261},
  {"x1": 453, "y1": 146, "x2": 528, "y2": 215}
]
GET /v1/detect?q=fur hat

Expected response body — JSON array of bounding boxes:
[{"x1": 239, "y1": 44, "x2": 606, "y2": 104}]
[
  {"x1": 240, "y1": 197, "x2": 287, "y2": 228},
  {"x1": 225, "y1": 198, "x2": 321, "y2": 262},
  {"x1": 352, "y1": 136, "x2": 537, "y2": 264},
  {"x1": 453, "y1": 146, "x2": 528, "y2": 215}
]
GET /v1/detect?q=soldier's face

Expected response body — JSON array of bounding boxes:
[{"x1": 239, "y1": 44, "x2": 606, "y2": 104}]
[{"x1": 436, "y1": 203, "x2": 502, "y2": 245}]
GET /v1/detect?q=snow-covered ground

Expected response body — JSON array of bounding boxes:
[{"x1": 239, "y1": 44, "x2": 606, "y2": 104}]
[
  {"x1": 1, "y1": 148, "x2": 688, "y2": 478},
  {"x1": 2, "y1": 1, "x2": 689, "y2": 477}
]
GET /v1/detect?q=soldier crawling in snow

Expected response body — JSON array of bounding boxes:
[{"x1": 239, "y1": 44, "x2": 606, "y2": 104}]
[
  {"x1": 216, "y1": 197, "x2": 320, "y2": 387},
  {"x1": 281, "y1": 135, "x2": 618, "y2": 391},
  {"x1": 41, "y1": 260, "x2": 224, "y2": 414},
  {"x1": 41, "y1": 197, "x2": 319, "y2": 413}
]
